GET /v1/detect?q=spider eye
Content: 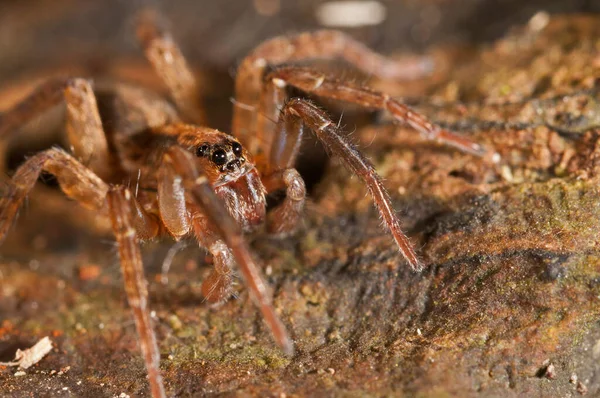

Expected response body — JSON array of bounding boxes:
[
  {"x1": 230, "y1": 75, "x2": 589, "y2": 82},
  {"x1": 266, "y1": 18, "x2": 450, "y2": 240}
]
[
  {"x1": 196, "y1": 144, "x2": 209, "y2": 157},
  {"x1": 211, "y1": 149, "x2": 227, "y2": 165},
  {"x1": 231, "y1": 141, "x2": 243, "y2": 157}
]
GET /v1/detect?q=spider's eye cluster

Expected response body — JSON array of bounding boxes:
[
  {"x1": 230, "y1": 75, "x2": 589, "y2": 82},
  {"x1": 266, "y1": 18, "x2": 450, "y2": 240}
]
[
  {"x1": 196, "y1": 144, "x2": 209, "y2": 157},
  {"x1": 211, "y1": 149, "x2": 228, "y2": 165},
  {"x1": 195, "y1": 141, "x2": 245, "y2": 170},
  {"x1": 232, "y1": 141, "x2": 243, "y2": 157}
]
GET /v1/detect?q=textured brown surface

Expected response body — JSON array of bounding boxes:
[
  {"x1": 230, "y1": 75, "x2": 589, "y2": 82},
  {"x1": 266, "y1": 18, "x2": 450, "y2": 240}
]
[{"x1": 2, "y1": 2, "x2": 600, "y2": 397}]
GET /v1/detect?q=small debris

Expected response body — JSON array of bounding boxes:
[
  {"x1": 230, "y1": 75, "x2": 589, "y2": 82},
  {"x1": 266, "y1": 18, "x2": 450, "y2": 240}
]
[
  {"x1": 500, "y1": 165, "x2": 514, "y2": 182},
  {"x1": 570, "y1": 374, "x2": 578, "y2": 384},
  {"x1": 536, "y1": 359, "x2": 556, "y2": 379},
  {"x1": 13, "y1": 371, "x2": 26, "y2": 377},
  {"x1": 545, "y1": 363, "x2": 556, "y2": 379},
  {"x1": 0, "y1": 336, "x2": 53, "y2": 369},
  {"x1": 576, "y1": 381, "x2": 588, "y2": 395}
]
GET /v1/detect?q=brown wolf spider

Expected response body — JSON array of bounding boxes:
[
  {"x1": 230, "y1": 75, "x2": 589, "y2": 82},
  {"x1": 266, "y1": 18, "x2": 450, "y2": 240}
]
[{"x1": 0, "y1": 10, "x2": 486, "y2": 398}]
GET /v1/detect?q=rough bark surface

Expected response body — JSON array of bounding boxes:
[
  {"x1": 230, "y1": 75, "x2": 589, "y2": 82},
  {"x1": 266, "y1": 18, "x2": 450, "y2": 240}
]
[{"x1": 2, "y1": 2, "x2": 600, "y2": 397}]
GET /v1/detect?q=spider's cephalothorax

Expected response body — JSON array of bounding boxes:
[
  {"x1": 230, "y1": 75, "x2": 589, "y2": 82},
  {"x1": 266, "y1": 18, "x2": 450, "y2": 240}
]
[
  {"x1": 0, "y1": 10, "x2": 490, "y2": 398},
  {"x1": 174, "y1": 126, "x2": 268, "y2": 231}
]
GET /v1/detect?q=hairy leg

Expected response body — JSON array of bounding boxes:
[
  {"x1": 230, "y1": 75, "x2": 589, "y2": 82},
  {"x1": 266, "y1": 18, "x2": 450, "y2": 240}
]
[
  {"x1": 107, "y1": 187, "x2": 165, "y2": 398},
  {"x1": 262, "y1": 168, "x2": 306, "y2": 236},
  {"x1": 0, "y1": 152, "x2": 166, "y2": 397},
  {"x1": 0, "y1": 78, "x2": 112, "y2": 178},
  {"x1": 265, "y1": 98, "x2": 421, "y2": 271},
  {"x1": 0, "y1": 148, "x2": 109, "y2": 242},
  {"x1": 263, "y1": 66, "x2": 486, "y2": 157},
  {"x1": 159, "y1": 146, "x2": 293, "y2": 355},
  {"x1": 188, "y1": 210, "x2": 237, "y2": 303},
  {"x1": 136, "y1": 10, "x2": 205, "y2": 125},
  {"x1": 233, "y1": 30, "x2": 433, "y2": 152}
]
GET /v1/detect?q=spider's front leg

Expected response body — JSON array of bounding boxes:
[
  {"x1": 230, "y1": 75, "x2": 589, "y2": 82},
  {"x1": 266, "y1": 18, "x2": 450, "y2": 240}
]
[
  {"x1": 262, "y1": 168, "x2": 306, "y2": 236},
  {"x1": 0, "y1": 151, "x2": 166, "y2": 397},
  {"x1": 264, "y1": 66, "x2": 487, "y2": 157},
  {"x1": 265, "y1": 98, "x2": 421, "y2": 271},
  {"x1": 107, "y1": 187, "x2": 165, "y2": 398},
  {"x1": 260, "y1": 113, "x2": 307, "y2": 236},
  {"x1": 157, "y1": 147, "x2": 294, "y2": 355},
  {"x1": 0, "y1": 148, "x2": 109, "y2": 242},
  {"x1": 0, "y1": 79, "x2": 167, "y2": 397},
  {"x1": 156, "y1": 152, "x2": 234, "y2": 301},
  {"x1": 233, "y1": 30, "x2": 434, "y2": 152}
]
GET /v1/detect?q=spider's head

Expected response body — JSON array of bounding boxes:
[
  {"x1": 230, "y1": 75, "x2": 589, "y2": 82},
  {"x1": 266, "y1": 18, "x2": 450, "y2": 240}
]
[{"x1": 176, "y1": 126, "x2": 253, "y2": 186}]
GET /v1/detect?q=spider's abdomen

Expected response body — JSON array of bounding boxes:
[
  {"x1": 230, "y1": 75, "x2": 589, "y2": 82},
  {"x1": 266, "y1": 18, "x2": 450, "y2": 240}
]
[{"x1": 214, "y1": 168, "x2": 267, "y2": 232}]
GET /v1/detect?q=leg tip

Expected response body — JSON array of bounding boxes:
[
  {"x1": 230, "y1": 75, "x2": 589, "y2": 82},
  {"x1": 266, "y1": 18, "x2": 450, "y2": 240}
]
[
  {"x1": 404, "y1": 253, "x2": 423, "y2": 272},
  {"x1": 280, "y1": 336, "x2": 295, "y2": 357}
]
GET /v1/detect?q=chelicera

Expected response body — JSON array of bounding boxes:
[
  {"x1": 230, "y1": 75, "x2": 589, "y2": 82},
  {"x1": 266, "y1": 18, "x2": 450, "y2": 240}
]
[{"x1": 0, "y1": 10, "x2": 487, "y2": 397}]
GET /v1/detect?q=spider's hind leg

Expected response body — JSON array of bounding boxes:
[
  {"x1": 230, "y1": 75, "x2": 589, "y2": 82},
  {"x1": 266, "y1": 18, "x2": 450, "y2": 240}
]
[{"x1": 136, "y1": 9, "x2": 204, "y2": 125}]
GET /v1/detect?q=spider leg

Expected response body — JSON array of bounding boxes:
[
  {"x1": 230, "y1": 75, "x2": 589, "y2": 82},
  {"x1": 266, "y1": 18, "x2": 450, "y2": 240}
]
[
  {"x1": 156, "y1": 148, "x2": 252, "y2": 302},
  {"x1": 260, "y1": 110, "x2": 306, "y2": 235},
  {"x1": 233, "y1": 30, "x2": 433, "y2": 153},
  {"x1": 262, "y1": 169, "x2": 306, "y2": 236},
  {"x1": 107, "y1": 187, "x2": 166, "y2": 398},
  {"x1": 156, "y1": 150, "x2": 234, "y2": 302},
  {"x1": 265, "y1": 66, "x2": 486, "y2": 156},
  {"x1": 159, "y1": 146, "x2": 293, "y2": 355},
  {"x1": 0, "y1": 150, "x2": 166, "y2": 397},
  {"x1": 0, "y1": 78, "x2": 111, "y2": 178},
  {"x1": 0, "y1": 148, "x2": 109, "y2": 242},
  {"x1": 136, "y1": 9, "x2": 205, "y2": 125},
  {"x1": 268, "y1": 98, "x2": 421, "y2": 271},
  {"x1": 191, "y1": 215, "x2": 237, "y2": 304}
]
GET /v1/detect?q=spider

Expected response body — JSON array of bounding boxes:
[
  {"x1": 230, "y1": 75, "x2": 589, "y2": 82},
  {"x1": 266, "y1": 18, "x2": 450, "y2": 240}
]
[{"x1": 0, "y1": 10, "x2": 487, "y2": 398}]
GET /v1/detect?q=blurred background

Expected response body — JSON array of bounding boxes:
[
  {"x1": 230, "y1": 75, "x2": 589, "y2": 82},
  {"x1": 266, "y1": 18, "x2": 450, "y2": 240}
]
[
  {"x1": 0, "y1": 0, "x2": 598, "y2": 79},
  {"x1": 0, "y1": 0, "x2": 598, "y2": 151}
]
